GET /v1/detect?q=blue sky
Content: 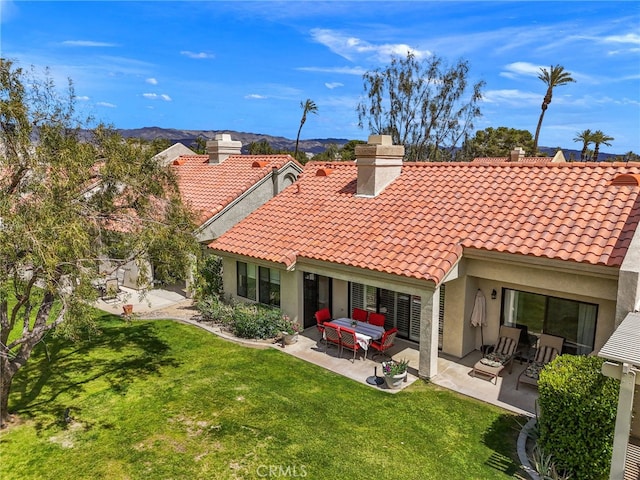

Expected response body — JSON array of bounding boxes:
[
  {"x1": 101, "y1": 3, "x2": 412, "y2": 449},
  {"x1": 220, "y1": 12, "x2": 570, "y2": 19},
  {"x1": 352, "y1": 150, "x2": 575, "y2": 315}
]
[{"x1": 2, "y1": 1, "x2": 639, "y2": 153}]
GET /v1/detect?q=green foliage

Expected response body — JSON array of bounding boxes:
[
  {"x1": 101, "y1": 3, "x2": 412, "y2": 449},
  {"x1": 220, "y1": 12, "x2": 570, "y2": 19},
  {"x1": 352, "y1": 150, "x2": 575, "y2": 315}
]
[
  {"x1": 382, "y1": 358, "x2": 409, "y2": 375},
  {"x1": 357, "y1": 52, "x2": 484, "y2": 161},
  {"x1": 0, "y1": 58, "x2": 199, "y2": 425},
  {"x1": 194, "y1": 254, "x2": 223, "y2": 299},
  {"x1": 459, "y1": 127, "x2": 534, "y2": 161},
  {"x1": 231, "y1": 303, "x2": 283, "y2": 339},
  {"x1": 537, "y1": 355, "x2": 619, "y2": 480},
  {"x1": 247, "y1": 139, "x2": 275, "y2": 155}
]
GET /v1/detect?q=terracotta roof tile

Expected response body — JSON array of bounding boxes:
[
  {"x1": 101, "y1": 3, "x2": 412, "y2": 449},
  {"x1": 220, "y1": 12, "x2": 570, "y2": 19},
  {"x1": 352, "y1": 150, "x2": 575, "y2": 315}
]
[
  {"x1": 172, "y1": 154, "x2": 299, "y2": 225},
  {"x1": 210, "y1": 161, "x2": 640, "y2": 284}
]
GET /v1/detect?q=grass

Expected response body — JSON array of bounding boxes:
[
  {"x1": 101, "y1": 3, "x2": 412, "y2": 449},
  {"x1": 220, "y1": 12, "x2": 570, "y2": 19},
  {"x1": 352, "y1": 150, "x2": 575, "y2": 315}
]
[{"x1": 1, "y1": 314, "x2": 526, "y2": 479}]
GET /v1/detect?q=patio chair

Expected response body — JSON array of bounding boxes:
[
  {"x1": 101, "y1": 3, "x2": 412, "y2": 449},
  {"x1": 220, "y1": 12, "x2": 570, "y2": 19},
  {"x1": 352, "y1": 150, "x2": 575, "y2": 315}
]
[
  {"x1": 516, "y1": 334, "x2": 564, "y2": 390},
  {"x1": 352, "y1": 308, "x2": 368, "y2": 322},
  {"x1": 369, "y1": 327, "x2": 398, "y2": 359},
  {"x1": 102, "y1": 278, "x2": 122, "y2": 302},
  {"x1": 323, "y1": 322, "x2": 341, "y2": 354},
  {"x1": 338, "y1": 327, "x2": 362, "y2": 362},
  {"x1": 471, "y1": 325, "x2": 522, "y2": 384},
  {"x1": 315, "y1": 308, "x2": 331, "y2": 334},
  {"x1": 368, "y1": 312, "x2": 385, "y2": 327}
]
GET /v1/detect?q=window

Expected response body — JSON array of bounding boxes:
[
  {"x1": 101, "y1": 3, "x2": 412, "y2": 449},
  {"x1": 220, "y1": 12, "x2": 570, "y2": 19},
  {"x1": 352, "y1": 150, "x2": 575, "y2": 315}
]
[
  {"x1": 501, "y1": 288, "x2": 597, "y2": 355},
  {"x1": 237, "y1": 262, "x2": 256, "y2": 300},
  {"x1": 259, "y1": 266, "x2": 280, "y2": 307}
]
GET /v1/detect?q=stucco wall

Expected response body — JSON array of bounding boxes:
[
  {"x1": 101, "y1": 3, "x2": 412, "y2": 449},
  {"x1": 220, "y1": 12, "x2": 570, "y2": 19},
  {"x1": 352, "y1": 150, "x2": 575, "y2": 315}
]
[{"x1": 441, "y1": 252, "x2": 620, "y2": 359}]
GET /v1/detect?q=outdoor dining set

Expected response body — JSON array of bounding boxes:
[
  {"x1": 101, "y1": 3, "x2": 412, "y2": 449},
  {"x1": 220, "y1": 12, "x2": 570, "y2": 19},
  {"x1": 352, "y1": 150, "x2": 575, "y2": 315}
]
[{"x1": 314, "y1": 308, "x2": 398, "y2": 362}]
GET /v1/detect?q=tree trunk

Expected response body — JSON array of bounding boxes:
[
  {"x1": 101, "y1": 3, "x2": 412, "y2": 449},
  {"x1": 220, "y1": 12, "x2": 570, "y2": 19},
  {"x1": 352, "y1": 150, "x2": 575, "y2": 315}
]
[
  {"x1": 593, "y1": 143, "x2": 601, "y2": 162},
  {"x1": 0, "y1": 357, "x2": 16, "y2": 428},
  {"x1": 533, "y1": 105, "x2": 547, "y2": 154}
]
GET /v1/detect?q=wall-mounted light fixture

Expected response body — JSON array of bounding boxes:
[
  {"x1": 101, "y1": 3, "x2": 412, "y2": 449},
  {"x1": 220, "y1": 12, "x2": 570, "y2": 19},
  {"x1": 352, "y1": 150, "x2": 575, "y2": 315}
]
[{"x1": 491, "y1": 289, "x2": 497, "y2": 300}]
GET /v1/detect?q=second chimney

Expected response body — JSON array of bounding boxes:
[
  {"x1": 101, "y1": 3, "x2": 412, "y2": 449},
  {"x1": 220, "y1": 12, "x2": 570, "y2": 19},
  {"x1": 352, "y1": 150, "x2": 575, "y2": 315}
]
[
  {"x1": 510, "y1": 147, "x2": 525, "y2": 162},
  {"x1": 355, "y1": 135, "x2": 404, "y2": 197},
  {"x1": 206, "y1": 133, "x2": 242, "y2": 164}
]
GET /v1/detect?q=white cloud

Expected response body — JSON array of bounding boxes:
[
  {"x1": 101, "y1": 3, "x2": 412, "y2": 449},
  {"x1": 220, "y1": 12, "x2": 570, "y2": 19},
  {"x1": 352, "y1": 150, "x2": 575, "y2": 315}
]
[
  {"x1": 142, "y1": 93, "x2": 172, "y2": 101},
  {"x1": 603, "y1": 33, "x2": 640, "y2": 45},
  {"x1": 180, "y1": 50, "x2": 215, "y2": 59},
  {"x1": 310, "y1": 28, "x2": 430, "y2": 63},
  {"x1": 96, "y1": 102, "x2": 116, "y2": 108},
  {"x1": 146, "y1": 77, "x2": 158, "y2": 85},
  {"x1": 324, "y1": 82, "x2": 343, "y2": 89},
  {"x1": 62, "y1": 40, "x2": 117, "y2": 47},
  {"x1": 76, "y1": 95, "x2": 90, "y2": 101},
  {"x1": 499, "y1": 62, "x2": 543, "y2": 79},
  {"x1": 482, "y1": 89, "x2": 539, "y2": 106},
  {"x1": 297, "y1": 66, "x2": 366, "y2": 75},
  {"x1": 245, "y1": 94, "x2": 267, "y2": 99}
]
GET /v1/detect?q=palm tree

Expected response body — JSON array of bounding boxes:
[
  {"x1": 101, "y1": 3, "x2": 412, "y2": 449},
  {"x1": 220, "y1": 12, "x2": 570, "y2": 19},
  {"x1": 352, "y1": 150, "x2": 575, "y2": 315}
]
[
  {"x1": 533, "y1": 65, "x2": 576, "y2": 153},
  {"x1": 294, "y1": 99, "x2": 318, "y2": 160},
  {"x1": 573, "y1": 129, "x2": 593, "y2": 161},
  {"x1": 590, "y1": 130, "x2": 614, "y2": 162}
]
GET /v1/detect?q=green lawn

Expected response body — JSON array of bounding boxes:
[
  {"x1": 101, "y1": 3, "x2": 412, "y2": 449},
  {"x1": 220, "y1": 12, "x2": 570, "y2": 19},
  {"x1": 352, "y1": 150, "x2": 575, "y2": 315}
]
[{"x1": 1, "y1": 315, "x2": 526, "y2": 479}]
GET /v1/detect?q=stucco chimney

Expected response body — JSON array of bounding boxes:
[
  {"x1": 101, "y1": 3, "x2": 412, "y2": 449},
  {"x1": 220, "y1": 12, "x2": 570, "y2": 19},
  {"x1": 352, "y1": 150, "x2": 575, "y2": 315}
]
[
  {"x1": 355, "y1": 135, "x2": 404, "y2": 197},
  {"x1": 206, "y1": 133, "x2": 242, "y2": 164},
  {"x1": 510, "y1": 147, "x2": 525, "y2": 162}
]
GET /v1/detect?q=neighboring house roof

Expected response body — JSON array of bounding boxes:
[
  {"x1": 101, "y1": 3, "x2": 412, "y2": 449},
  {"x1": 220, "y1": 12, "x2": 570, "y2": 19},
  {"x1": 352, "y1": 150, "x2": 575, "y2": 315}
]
[
  {"x1": 173, "y1": 154, "x2": 301, "y2": 225},
  {"x1": 209, "y1": 161, "x2": 640, "y2": 285},
  {"x1": 152, "y1": 142, "x2": 196, "y2": 166},
  {"x1": 473, "y1": 150, "x2": 566, "y2": 164}
]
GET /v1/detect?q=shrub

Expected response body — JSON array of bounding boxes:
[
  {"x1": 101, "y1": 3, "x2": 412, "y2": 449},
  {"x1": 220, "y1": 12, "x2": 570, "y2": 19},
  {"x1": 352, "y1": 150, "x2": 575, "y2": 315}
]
[
  {"x1": 232, "y1": 303, "x2": 283, "y2": 339},
  {"x1": 195, "y1": 294, "x2": 234, "y2": 325},
  {"x1": 537, "y1": 355, "x2": 619, "y2": 480},
  {"x1": 194, "y1": 255, "x2": 223, "y2": 300}
]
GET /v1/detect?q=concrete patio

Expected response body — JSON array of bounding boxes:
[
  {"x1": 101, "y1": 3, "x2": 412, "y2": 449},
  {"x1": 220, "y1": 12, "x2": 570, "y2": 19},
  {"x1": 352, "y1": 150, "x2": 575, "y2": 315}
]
[{"x1": 285, "y1": 327, "x2": 538, "y2": 416}]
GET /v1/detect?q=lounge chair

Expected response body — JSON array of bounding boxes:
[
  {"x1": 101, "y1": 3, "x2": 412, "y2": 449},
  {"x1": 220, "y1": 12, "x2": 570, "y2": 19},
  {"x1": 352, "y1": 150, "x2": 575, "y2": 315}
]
[
  {"x1": 102, "y1": 278, "x2": 122, "y2": 302},
  {"x1": 471, "y1": 325, "x2": 522, "y2": 384},
  {"x1": 516, "y1": 334, "x2": 564, "y2": 390}
]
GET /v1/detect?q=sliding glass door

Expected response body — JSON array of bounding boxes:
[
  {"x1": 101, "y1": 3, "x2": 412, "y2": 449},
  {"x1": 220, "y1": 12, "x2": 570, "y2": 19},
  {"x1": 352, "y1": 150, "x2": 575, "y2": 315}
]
[{"x1": 501, "y1": 288, "x2": 597, "y2": 355}]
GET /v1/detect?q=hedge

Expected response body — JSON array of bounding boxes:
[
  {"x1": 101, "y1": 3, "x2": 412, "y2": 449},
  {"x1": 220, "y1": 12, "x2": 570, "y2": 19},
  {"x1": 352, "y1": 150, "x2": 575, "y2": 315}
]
[{"x1": 537, "y1": 354, "x2": 620, "y2": 480}]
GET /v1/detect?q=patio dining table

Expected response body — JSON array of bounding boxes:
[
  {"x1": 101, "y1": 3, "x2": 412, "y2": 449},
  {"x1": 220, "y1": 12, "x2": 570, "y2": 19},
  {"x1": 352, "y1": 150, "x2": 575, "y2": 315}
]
[{"x1": 331, "y1": 317, "x2": 385, "y2": 350}]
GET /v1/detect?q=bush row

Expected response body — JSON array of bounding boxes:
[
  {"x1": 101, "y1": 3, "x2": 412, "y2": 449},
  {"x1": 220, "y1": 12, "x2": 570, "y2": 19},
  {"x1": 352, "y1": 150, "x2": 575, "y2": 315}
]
[{"x1": 195, "y1": 294, "x2": 286, "y2": 340}]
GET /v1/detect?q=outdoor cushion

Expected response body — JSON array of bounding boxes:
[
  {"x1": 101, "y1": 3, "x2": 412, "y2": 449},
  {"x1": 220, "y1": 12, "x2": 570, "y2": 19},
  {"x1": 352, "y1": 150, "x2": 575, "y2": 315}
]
[
  {"x1": 523, "y1": 361, "x2": 545, "y2": 379},
  {"x1": 535, "y1": 345, "x2": 559, "y2": 364},
  {"x1": 480, "y1": 351, "x2": 510, "y2": 367},
  {"x1": 495, "y1": 336, "x2": 516, "y2": 355}
]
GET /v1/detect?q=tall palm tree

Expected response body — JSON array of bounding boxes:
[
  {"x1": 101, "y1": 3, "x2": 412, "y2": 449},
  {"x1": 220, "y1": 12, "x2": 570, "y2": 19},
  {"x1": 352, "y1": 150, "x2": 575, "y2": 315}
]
[
  {"x1": 294, "y1": 99, "x2": 318, "y2": 160},
  {"x1": 533, "y1": 65, "x2": 576, "y2": 153},
  {"x1": 590, "y1": 130, "x2": 614, "y2": 162},
  {"x1": 573, "y1": 129, "x2": 593, "y2": 161}
]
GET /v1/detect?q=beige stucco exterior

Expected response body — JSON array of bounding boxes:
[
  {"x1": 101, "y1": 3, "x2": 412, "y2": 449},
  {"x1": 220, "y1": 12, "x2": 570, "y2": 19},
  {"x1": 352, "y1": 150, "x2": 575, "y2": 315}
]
[{"x1": 220, "y1": 237, "x2": 632, "y2": 381}]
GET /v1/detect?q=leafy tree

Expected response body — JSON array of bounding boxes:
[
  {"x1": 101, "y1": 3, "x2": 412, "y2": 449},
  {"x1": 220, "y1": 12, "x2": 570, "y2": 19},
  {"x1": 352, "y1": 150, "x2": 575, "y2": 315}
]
[
  {"x1": 573, "y1": 129, "x2": 593, "y2": 161},
  {"x1": 294, "y1": 99, "x2": 317, "y2": 160},
  {"x1": 533, "y1": 65, "x2": 575, "y2": 153},
  {"x1": 338, "y1": 139, "x2": 366, "y2": 161},
  {"x1": 311, "y1": 143, "x2": 339, "y2": 161},
  {"x1": 191, "y1": 135, "x2": 207, "y2": 154},
  {"x1": 0, "y1": 59, "x2": 199, "y2": 427},
  {"x1": 247, "y1": 139, "x2": 275, "y2": 155},
  {"x1": 460, "y1": 127, "x2": 534, "y2": 161},
  {"x1": 357, "y1": 52, "x2": 484, "y2": 161},
  {"x1": 590, "y1": 130, "x2": 614, "y2": 162}
]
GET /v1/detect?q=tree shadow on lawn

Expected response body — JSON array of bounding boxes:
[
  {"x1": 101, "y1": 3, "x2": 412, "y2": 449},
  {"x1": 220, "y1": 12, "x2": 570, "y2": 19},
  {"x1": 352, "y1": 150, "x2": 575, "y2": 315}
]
[
  {"x1": 9, "y1": 314, "x2": 181, "y2": 431},
  {"x1": 483, "y1": 413, "x2": 529, "y2": 478}
]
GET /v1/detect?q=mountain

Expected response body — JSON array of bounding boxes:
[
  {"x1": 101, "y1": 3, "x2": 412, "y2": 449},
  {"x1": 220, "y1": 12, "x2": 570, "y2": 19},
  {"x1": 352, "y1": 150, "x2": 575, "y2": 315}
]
[
  {"x1": 116, "y1": 127, "x2": 622, "y2": 160},
  {"x1": 117, "y1": 127, "x2": 350, "y2": 155}
]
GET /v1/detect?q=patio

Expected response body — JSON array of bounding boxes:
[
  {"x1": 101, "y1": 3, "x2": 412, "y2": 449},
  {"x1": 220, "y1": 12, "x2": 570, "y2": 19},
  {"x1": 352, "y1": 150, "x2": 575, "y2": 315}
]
[{"x1": 285, "y1": 327, "x2": 538, "y2": 416}]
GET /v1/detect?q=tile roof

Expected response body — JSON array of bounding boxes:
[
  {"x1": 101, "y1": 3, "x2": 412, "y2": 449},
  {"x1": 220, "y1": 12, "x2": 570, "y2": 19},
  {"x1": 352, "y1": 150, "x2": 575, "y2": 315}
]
[
  {"x1": 172, "y1": 154, "x2": 299, "y2": 225},
  {"x1": 209, "y1": 161, "x2": 640, "y2": 285}
]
